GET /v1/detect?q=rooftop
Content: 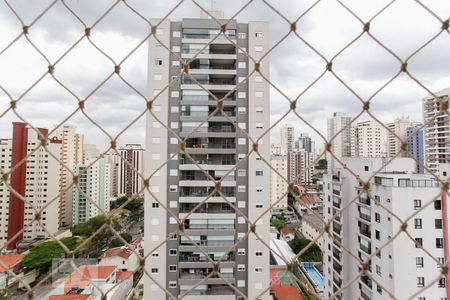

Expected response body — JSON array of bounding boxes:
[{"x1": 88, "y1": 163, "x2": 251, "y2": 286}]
[
  {"x1": 302, "y1": 214, "x2": 324, "y2": 232},
  {"x1": 0, "y1": 253, "x2": 25, "y2": 272},
  {"x1": 48, "y1": 295, "x2": 89, "y2": 300},
  {"x1": 99, "y1": 247, "x2": 133, "y2": 259}
]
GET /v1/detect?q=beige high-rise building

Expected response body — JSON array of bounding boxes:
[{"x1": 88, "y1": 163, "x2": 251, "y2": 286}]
[
  {"x1": 423, "y1": 87, "x2": 450, "y2": 172},
  {"x1": 386, "y1": 116, "x2": 417, "y2": 158},
  {"x1": 270, "y1": 144, "x2": 288, "y2": 209},
  {"x1": 54, "y1": 125, "x2": 84, "y2": 227},
  {"x1": 281, "y1": 124, "x2": 295, "y2": 153}
]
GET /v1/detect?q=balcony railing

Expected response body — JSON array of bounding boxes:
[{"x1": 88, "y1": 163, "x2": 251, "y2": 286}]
[
  {"x1": 180, "y1": 240, "x2": 235, "y2": 246},
  {"x1": 182, "y1": 79, "x2": 236, "y2": 85},
  {"x1": 179, "y1": 254, "x2": 235, "y2": 262}
]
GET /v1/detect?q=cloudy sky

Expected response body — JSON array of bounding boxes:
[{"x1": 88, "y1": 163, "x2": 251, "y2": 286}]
[{"x1": 0, "y1": 0, "x2": 449, "y2": 152}]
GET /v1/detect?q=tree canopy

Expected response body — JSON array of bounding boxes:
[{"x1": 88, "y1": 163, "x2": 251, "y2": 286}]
[
  {"x1": 20, "y1": 237, "x2": 79, "y2": 273},
  {"x1": 113, "y1": 196, "x2": 143, "y2": 211},
  {"x1": 289, "y1": 237, "x2": 322, "y2": 262},
  {"x1": 271, "y1": 219, "x2": 288, "y2": 230}
]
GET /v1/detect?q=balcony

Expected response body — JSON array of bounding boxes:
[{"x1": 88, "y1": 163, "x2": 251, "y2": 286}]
[
  {"x1": 180, "y1": 285, "x2": 235, "y2": 296},
  {"x1": 360, "y1": 243, "x2": 371, "y2": 255},
  {"x1": 179, "y1": 252, "x2": 235, "y2": 262},
  {"x1": 180, "y1": 203, "x2": 234, "y2": 214}
]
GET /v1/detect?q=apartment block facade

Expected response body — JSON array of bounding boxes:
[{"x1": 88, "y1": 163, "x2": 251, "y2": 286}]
[
  {"x1": 350, "y1": 119, "x2": 387, "y2": 158},
  {"x1": 72, "y1": 158, "x2": 111, "y2": 225},
  {"x1": 323, "y1": 157, "x2": 449, "y2": 300},
  {"x1": 145, "y1": 16, "x2": 270, "y2": 300},
  {"x1": 55, "y1": 125, "x2": 84, "y2": 227},
  {"x1": 327, "y1": 112, "x2": 352, "y2": 160},
  {"x1": 0, "y1": 122, "x2": 61, "y2": 249},
  {"x1": 118, "y1": 144, "x2": 144, "y2": 197},
  {"x1": 407, "y1": 124, "x2": 425, "y2": 174},
  {"x1": 423, "y1": 88, "x2": 450, "y2": 172},
  {"x1": 270, "y1": 149, "x2": 288, "y2": 209}
]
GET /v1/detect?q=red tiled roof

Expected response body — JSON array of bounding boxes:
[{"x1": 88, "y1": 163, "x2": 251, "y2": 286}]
[
  {"x1": 298, "y1": 197, "x2": 321, "y2": 205},
  {"x1": 116, "y1": 271, "x2": 133, "y2": 281},
  {"x1": 280, "y1": 227, "x2": 294, "y2": 235},
  {"x1": 62, "y1": 265, "x2": 117, "y2": 294},
  {"x1": 99, "y1": 247, "x2": 132, "y2": 259},
  {"x1": 48, "y1": 295, "x2": 89, "y2": 300},
  {"x1": 0, "y1": 254, "x2": 25, "y2": 273}
]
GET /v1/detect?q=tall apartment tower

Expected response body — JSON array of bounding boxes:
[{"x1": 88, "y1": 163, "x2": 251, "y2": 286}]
[
  {"x1": 327, "y1": 112, "x2": 352, "y2": 159},
  {"x1": 406, "y1": 124, "x2": 425, "y2": 174},
  {"x1": 145, "y1": 16, "x2": 270, "y2": 300},
  {"x1": 296, "y1": 132, "x2": 315, "y2": 153},
  {"x1": 281, "y1": 124, "x2": 295, "y2": 153},
  {"x1": 0, "y1": 122, "x2": 61, "y2": 249},
  {"x1": 118, "y1": 144, "x2": 144, "y2": 197},
  {"x1": 386, "y1": 116, "x2": 416, "y2": 158},
  {"x1": 287, "y1": 150, "x2": 315, "y2": 185},
  {"x1": 423, "y1": 87, "x2": 450, "y2": 172},
  {"x1": 55, "y1": 125, "x2": 84, "y2": 227},
  {"x1": 72, "y1": 157, "x2": 111, "y2": 225},
  {"x1": 270, "y1": 144, "x2": 288, "y2": 209},
  {"x1": 323, "y1": 157, "x2": 449, "y2": 300},
  {"x1": 350, "y1": 119, "x2": 387, "y2": 158}
]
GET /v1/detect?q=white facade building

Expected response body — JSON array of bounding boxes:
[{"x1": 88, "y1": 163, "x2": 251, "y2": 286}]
[
  {"x1": 281, "y1": 124, "x2": 295, "y2": 153},
  {"x1": 323, "y1": 157, "x2": 449, "y2": 300},
  {"x1": 327, "y1": 112, "x2": 352, "y2": 159},
  {"x1": 0, "y1": 123, "x2": 61, "y2": 249},
  {"x1": 423, "y1": 87, "x2": 450, "y2": 172},
  {"x1": 350, "y1": 119, "x2": 387, "y2": 158}
]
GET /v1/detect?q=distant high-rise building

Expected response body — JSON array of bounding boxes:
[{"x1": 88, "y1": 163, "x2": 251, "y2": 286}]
[
  {"x1": 407, "y1": 125, "x2": 425, "y2": 173},
  {"x1": 118, "y1": 144, "x2": 144, "y2": 197},
  {"x1": 327, "y1": 112, "x2": 352, "y2": 159},
  {"x1": 281, "y1": 124, "x2": 295, "y2": 153},
  {"x1": 423, "y1": 87, "x2": 450, "y2": 172},
  {"x1": 270, "y1": 145, "x2": 288, "y2": 209},
  {"x1": 287, "y1": 149, "x2": 315, "y2": 185},
  {"x1": 72, "y1": 157, "x2": 111, "y2": 225},
  {"x1": 296, "y1": 132, "x2": 315, "y2": 153},
  {"x1": 55, "y1": 125, "x2": 84, "y2": 227},
  {"x1": 350, "y1": 119, "x2": 387, "y2": 158},
  {"x1": 386, "y1": 116, "x2": 416, "y2": 158},
  {"x1": 103, "y1": 149, "x2": 120, "y2": 198},
  {"x1": 0, "y1": 122, "x2": 61, "y2": 249},
  {"x1": 145, "y1": 16, "x2": 270, "y2": 299},
  {"x1": 324, "y1": 157, "x2": 449, "y2": 300}
]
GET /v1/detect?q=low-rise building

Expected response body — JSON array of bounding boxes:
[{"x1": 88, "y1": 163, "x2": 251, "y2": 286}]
[
  {"x1": 99, "y1": 247, "x2": 140, "y2": 272},
  {"x1": 0, "y1": 253, "x2": 25, "y2": 288},
  {"x1": 279, "y1": 227, "x2": 295, "y2": 242},
  {"x1": 300, "y1": 213, "x2": 324, "y2": 249},
  {"x1": 293, "y1": 196, "x2": 322, "y2": 215},
  {"x1": 48, "y1": 265, "x2": 133, "y2": 300}
]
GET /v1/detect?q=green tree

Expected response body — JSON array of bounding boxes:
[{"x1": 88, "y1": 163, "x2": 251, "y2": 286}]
[
  {"x1": 20, "y1": 237, "x2": 79, "y2": 273},
  {"x1": 316, "y1": 159, "x2": 327, "y2": 170},
  {"x1": 109, "y1": 232, "x2": 133, "y2": 248},
  {"x1": 271, "y1": 219, "x2": 288, "y2": 230},
  {"x1": 289, "y1": 237, "x2": 322, "y2": 262},
  {"x1": 115, "y1": 196, "x2": 143, "y2": 211},
  {"x1": 71, "y1": 215, "x2": 122, "y2": 257}
]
